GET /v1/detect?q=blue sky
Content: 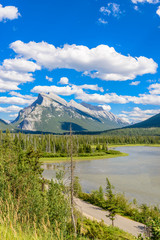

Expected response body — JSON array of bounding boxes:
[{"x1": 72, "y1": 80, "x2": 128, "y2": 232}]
[{"x1": 0, "y1": 0, "x2": 160, "y2": 123}]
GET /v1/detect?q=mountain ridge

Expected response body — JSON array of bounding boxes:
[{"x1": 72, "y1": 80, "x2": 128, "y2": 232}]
[
  {"x1": 1, "y1": 93, "x2": 129, "y2": 133},
  {"x1": 128, "y1": 113, "x2": 160, "y2": 128}
]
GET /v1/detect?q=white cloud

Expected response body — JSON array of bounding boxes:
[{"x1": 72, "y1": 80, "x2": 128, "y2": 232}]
[
  {"x1": 10, "y1": 41, "x2": 158, "y2": 81},
  {"x1": 0, "y1": 4, "x2": 20, "y2": 22},
  {"x1": 75, "y1": 92, "x2": 129, "y2": 104},
  {"x1": 0, "y1": 58, "x2": 41, "y2": 92},
  {"x1": 31, "y1": 83, "x2": 103, "y2": 96},
  {"x1": 32, "y1": 85, "x2": 83, "y2": 96},
  {"x1": 100, "y1": 6, "x2": 111, "y2": 15},
  {"x1": 98, "y1": 18, "x2": 108, "y2": 24},
  {"x1": 0, "y1": 80, "x2": 20, "y2": 92},
  {"x1": 130, "y1": 81, "x2": 140, "y2": 85},
  {"x1": 0, "y1": 93, "x2": 35, "y2": 117},
  {"x1": 156, "y1": 6, "x2": 160, "y2": 16},
  {"x1": 76, "y1": 91, "x2": 160, "y2": 105},
  {"x1": 0, "y1": 105, "x2": 22, "y2": 113},
  {"x1": 0, "y1": 70, "x2": 33, "y2": 83},
  {"x1": 3, "y1": 58, "x2": 41, "y2": 72},
  {"x1": 128, "y1": 94, "x2": 160, "y2": 105},
  {"x1": 134, "y1": 5, "x2": 139, "y2": 10},
  {"x1": 9, "y1": 113, "x2": 18, "y2": 118},
  {"x1": 99, "y1": 104, "x2": 111, "y2": 111},
  {"x1": 9, "y1": 91, "x2": 36, "y2": 100},
  {"x1": 117, "y1": 114, "x2": 131, "y2": 123},
  {"x1": 0, "y1": 70, "x2": 34, "y2": 92},
  {"x1": 46, "y1": 76, "x2": 53, "y2": 82},
  {"x1": 122, "y1": 107, "x2": 160, "y2": 122},
  {"x1": 80, "y1": 84, "x2": 104, "y2": 92},
  {"x1": 100, "y1": 3, "x2": 122, "y2": 18},
  {"x1": 59, "y1": 77, "x2": 69, "y2": 85},
  {"x1": 132, "y1": 0, "x2": 159, "y2": 4},
  {"x1": 0, "y1": 97, "x2": 33, "y2": 105},
  {"x1": 31, "y1": 83, "x2": 160, "y2": 105},
  {"x1": 148, "y1": 83, "x2": 160, "y2": 94}
]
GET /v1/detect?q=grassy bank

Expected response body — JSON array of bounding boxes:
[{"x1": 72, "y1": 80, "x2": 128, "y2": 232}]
[
  {"x1": 40, "y1": 143, "x2": 160, "y2": 163},
  {"x1": 0, "y1": 217, "x2": 135, "y2": 240},
  {"x1": 40, "y1": 152, "x2": 128, "y2": 163},
  {"x1": 109, "y1": 143, "x2": 160, "y2": 148}
]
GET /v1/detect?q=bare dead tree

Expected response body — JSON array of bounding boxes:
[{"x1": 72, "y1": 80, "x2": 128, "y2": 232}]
[{"x1": 70, "y1": 123, "x2": 77, "y2": 235}]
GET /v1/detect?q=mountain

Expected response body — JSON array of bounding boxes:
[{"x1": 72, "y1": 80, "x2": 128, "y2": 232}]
[
  {"x1": 129, "y1": 113, "x2": 160, "y2": 128},
  {"x1": 0, "y1": 119, "x2": 9, "y2": 131},
  {"x1": 3, "y1": 93, "x2": 129, "y2": 133}
]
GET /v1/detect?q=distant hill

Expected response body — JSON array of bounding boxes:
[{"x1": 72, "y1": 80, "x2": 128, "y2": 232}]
[
  {"x1": 101, "y1": 113, "x2": 160, "y2": 136},
  {"x1": 0, "y1": 119, "x2": 9, "y2": 131},
  {"x1": 129, "y1": 113, "x2": 160, "y2": 128},
  {"x1": 0, "y1": 93, "x2": 129, "y2": 133},
  {"x1": 102, "y1": 127, "x2": 160, "y2": 136}
]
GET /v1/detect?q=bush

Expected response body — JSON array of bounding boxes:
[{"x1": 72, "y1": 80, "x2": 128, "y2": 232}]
[{"x1": 106, "y1": 150, "x2": 121, "y2": 155}]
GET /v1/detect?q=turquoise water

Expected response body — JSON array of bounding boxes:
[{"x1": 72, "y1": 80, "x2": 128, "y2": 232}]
[{"x1": 42, "y1": 146, "x2": 160, "y2": 205}]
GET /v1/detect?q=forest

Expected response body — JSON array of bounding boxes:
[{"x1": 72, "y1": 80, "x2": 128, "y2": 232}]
[
  {"x1": 0, "y1": 130, "x2": 159, "y2": 159},
  {"x1": 0, "y1": 130, "x2": 160, "y2": 239}
]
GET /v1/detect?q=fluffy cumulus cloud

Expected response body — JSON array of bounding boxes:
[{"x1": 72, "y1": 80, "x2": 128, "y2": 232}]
[
  {"x1": 132, "y1": 0, "x2": 159, "y2": 4},
  {"x1": 0, "y1": 58, "x2": 41, "y2": 92},
  {"x1": 0, "y1": 105, "x2": 22, "y2": 113},
  {"x1": 148, "y1": 83, "x2": 160, "y2": 94},
  {"x1": 31, "y1": 84, "x2": 103, "y2": 96},
  {"x1": 75, "y1": 92, "x2": 129, "y2": 104},
  {"x1": 9, "y1": 91, "x2": 36, "y2": 100},
  {"x1": 127, "y1": 94, "x2": 160, "y2": 105},
  {"x1": 121, "y1": 107, "x2": 160, "y2": 122},
  {"x1": 9, "y1": 113, "x2": 18, "y2": 118},
  {"x1": 100, "y1": 3, "x2": 122, "y2": 18},
  {"x1": 31, "y1": 82, "x2": 160, "y2": 105},
  {"x1": 10, "y1": 41, "x2": 158, "y2": 81},
  {"x1": 0, "y1": 70, "x2": 34, "y2": 92},
  {"x1": 59, "y1": 77, "x2": 69, "y2": 85},
  {"x1": 80, "y1": 84, "x2": 104, "y2": 92},
  {"x1": 156, "y1": 6, "x2": 160, "y2": 16},
  {"x1": 0, "y1": 80, "x2": 20, "y2": 92},
  {"x1": 0, "y1": 96, "x2": 33, "y2": 105},
  {"x1": 99, "y1": 104, "x2": 111, "y2": 111},
  {"x1": 32, "y1": 85, "x2": 82, "y2": 96},
  {"x1": 3, "y1": 58, "x2": 41, "y2": 72},
  {"x1": 0, "y1": 4, "x2": 20, "y2": 22},
  {"x1": 0, "y1": 92, "x2": 35, "y2": 117}
]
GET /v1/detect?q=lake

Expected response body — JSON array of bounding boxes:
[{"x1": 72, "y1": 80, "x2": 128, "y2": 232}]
[{"x1": 42, "y1": 146, "x2": 160, "y2": 205}]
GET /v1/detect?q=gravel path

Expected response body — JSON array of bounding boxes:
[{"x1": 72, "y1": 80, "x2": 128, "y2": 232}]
[{"x1": 75, "y1": 198, "x2": 146, "y2": 237}]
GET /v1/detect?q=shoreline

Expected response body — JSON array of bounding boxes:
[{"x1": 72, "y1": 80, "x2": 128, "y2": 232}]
[
  {"x1": 109, "y1": 143, "x2": 160, "y2": 148},
  {"x1": 40, "y1": 144, "x2": 160, "y2": 163},
  {"x1": 40, "y1": 152, "x2": 128, "y2": 163}
]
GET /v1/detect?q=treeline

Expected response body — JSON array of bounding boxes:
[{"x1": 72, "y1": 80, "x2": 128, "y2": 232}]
[
  {"x1": 103, "y1": 127, "x2": 160, "y2": 137},
  {"x1": 0, "y1": 130, "x2": 159, "y2": 157}
]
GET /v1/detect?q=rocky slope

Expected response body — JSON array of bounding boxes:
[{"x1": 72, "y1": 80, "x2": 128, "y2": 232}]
[{"x1": 5, "y1": 93, "x2": 129, "y2": 133}]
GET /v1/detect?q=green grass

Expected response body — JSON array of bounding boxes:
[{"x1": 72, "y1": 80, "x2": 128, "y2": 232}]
[
  {"x1": 0, "y1": 220, "x2": 135, "y2": 240},
  {"x1": 81, "y1": 218, "x2": 135, "y2": 240},
  {"x1": 40, "y1": 152, "x2": 128, "y2": 163},
  {"x1": 109, "y1": 143, "x2": 160, "y2": 148},
  {"x1": 40, "y1": 143, "x2": 160, "y2": 163}
]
